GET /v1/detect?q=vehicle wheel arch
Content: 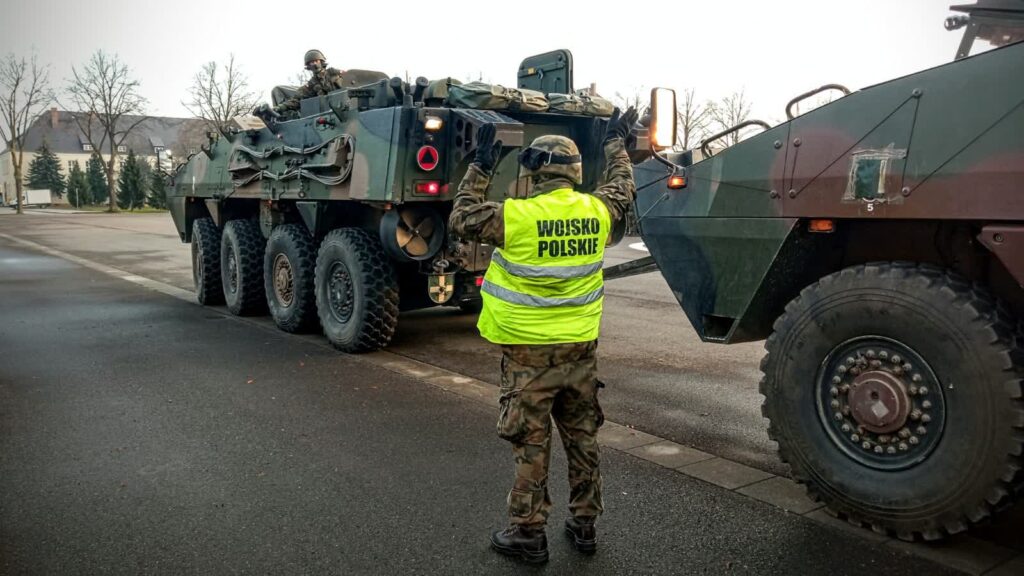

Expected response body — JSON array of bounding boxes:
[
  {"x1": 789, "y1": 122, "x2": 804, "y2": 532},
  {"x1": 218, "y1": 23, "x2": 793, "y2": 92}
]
[{"x1": 733, "y1": 218, "x2": 1024, "y2": 342}]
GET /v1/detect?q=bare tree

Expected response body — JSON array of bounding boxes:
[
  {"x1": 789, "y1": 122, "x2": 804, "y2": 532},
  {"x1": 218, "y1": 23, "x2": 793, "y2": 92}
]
[
  {"x1": 612, "y1": 85, "x2": 648, "y2": 112},
  {"x1": 183, "y1": 55, "x2": 258, "y2": 134},
  {"x1": 677, "y1": 88, "x2": 710, "y2": 149},
  {"x1": 706, "y1": 89, "x2": 754, "y2": 147},
  {"x1": 0, "y1": 53, "x2": 52, "y2": 214},
  {"x1": 66, "y1": 51, "x2": 148, "y2": 212}
]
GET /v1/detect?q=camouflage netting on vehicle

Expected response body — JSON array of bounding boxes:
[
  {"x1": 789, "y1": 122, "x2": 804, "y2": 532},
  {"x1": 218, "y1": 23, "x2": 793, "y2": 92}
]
[
  {"x1": 446, "y1": 82, "x2": 548, "y2": 112},
  {"x1": 548, "y1": 91, "x2": 615, "y2": 117}
]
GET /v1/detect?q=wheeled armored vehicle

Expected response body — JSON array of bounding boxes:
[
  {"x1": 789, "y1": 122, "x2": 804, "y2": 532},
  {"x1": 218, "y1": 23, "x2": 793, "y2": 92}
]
[
  {"x1": 629, "y1": 0, "x2": 1024, "y2": 540},
  {"x1": 169, "y1": 51, "x2": 646, "y2": 352}
]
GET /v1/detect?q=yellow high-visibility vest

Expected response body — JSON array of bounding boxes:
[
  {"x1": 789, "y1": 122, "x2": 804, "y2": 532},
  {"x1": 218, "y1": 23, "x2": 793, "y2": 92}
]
[{"x1": 477, "y1": 188, "x2": 611, "y2": 344}]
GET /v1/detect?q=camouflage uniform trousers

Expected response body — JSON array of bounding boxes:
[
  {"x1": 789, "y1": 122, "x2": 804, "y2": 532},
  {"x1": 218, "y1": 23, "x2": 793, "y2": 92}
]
[{"x1": 497, "y1": 340, "x2": 605, "y2": 528}]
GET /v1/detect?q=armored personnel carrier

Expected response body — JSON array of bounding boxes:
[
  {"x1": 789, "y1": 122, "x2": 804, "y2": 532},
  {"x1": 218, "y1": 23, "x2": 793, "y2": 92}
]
[
  {"x1": 629, "y1": 0, "x2": 1024, "y2": 540},
  {"x1": 169, "y1": 51, "x2": 645, "y2": 352}
]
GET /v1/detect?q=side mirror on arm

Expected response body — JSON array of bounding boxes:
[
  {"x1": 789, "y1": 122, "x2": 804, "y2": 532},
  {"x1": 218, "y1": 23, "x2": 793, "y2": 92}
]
[
  {"x1": 155, "y1": 148, "x2": 174, "y2": 176},
  {"x1": 648, "y1": 87, "x2": 686, "y2": 187},
  {"x1": 649, "y1": 87, "x2": 677, "y2": 150}
]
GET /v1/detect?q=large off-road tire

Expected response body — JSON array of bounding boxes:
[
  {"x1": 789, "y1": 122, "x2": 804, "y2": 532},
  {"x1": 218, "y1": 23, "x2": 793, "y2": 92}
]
[
  {"x1": 761, "y1": 262, "x2": 1024, "y2": 541},
  {"x1": 191, "y1": 217, "x2": 224, "y2": 305},
  {"x1": 220, "y1": 219, "x2": 267, "y2": 316},
  {"x1": 264, "y1": 224, "x2": 319, "y2": 333},
  {"x1": 315, "y1": 228, "x2": 399, "y2": 352}
]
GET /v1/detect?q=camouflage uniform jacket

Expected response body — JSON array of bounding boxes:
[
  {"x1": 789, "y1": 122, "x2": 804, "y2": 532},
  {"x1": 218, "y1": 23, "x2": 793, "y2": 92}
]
[
  {"x1": 275, "y1": 67, "x2": 346, "y2": 113},
  {"x1": 449, "y1": 137, "x2": 635, "y2": 249}
]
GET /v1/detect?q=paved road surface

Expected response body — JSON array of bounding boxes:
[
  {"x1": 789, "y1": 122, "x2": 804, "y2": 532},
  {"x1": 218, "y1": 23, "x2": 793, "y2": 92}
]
[{"x1": 2, "y1": 209, "x2": 1023, "y2": 575}]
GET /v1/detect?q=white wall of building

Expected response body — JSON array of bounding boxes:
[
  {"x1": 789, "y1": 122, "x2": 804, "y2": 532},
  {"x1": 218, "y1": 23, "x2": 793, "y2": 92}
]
[{"x1": 1, "y1": 149, "x2": 158, "y2": 206}]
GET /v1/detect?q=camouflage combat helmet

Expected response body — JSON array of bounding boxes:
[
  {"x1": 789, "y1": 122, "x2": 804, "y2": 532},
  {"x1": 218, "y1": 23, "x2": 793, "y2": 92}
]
[
  {"x1": 304, "y1": 49, "x2": 327, "y2": 67},
  {"x1": 517, "y1": 135, "x2": 583, "y2": 184}
]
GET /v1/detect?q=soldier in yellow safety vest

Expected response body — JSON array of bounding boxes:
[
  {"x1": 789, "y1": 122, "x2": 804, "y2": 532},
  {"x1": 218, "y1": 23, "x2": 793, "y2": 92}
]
[{"x1": 449, "y1": 106, "x2": 638, "y2": 564}]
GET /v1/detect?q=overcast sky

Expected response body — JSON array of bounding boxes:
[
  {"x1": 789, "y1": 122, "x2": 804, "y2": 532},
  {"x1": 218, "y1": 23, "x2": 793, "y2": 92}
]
[{"x1": 2, "y1": 0, "x2": 965, "y2": 123}]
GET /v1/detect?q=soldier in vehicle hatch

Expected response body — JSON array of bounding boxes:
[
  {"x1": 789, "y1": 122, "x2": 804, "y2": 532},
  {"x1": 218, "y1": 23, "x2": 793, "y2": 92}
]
[
  {"x1": 255, "y1": 49, "x2": 345, "y2": 120},
  {"x1": 449, "y1": 107, "x2": 639, "y2": 564}
]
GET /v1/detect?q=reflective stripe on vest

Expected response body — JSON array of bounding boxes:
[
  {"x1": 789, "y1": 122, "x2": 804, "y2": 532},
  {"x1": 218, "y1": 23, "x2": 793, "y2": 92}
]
[
  {"x1": 481, "y1": 279, "x2": 605, "y2": 307},
  {"x1": 489, "y1": 250, "x2": 604, "y2": 279},
  {"x1": 476, "y1": 187, "x2": 611, "y2": 345}
]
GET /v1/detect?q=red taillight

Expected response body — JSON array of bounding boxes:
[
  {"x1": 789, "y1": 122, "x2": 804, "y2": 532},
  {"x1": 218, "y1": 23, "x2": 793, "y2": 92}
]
[
  {"x1": 475, "y1": 276, "x2": 484, "y2": 287},
  {"x1": 415, "y1": 181, "x2": 441, "y2": 195}
]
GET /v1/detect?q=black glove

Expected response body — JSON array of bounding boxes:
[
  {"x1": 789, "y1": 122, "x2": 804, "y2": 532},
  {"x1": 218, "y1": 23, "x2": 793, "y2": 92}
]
[
  {"x1": 473, "y1": 123, "x2": 501, "y2": 174},
  {"x1": 253, "y1": 103, "x2": 279, "y2": 121},
  {"x1": 605, "y1": 106, "x2": 638, "y2": 143}
]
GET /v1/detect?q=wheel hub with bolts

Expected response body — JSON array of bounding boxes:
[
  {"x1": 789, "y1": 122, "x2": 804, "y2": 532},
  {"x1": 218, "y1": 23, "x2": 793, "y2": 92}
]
[
  {"x1": 818, "y1": 337, "x2": 946, "y2": 470},
  {"x1": 273, "y1": 254, "x2": 295, "y2": 307},
  {"x1": 848, "y1": 371, "x2": 911, "y2": 434},
  {"x1": 328, "y1": 261, "x2": 355, "y2": 324}
]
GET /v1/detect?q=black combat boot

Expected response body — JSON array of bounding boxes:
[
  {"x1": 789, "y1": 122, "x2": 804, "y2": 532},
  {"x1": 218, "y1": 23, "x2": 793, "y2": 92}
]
[
  {"x1": 489, "y1": 524, "x2": 549, "y2": 564},
  {"x1": 564, "y1": 516, "x2": 597, "y2": 554}
]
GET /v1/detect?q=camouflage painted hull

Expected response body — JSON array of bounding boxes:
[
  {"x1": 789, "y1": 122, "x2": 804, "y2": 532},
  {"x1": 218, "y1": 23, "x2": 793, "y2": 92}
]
[{"x1": 635, "y1": 40, "x2": 1024, "y2": 343}]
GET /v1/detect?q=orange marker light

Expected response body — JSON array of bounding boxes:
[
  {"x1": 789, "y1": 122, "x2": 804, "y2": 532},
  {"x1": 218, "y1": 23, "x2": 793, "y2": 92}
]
[
  {"x1": 667, "y1": 175, "x2": 687, "y2": 189},
  {"x1": 808, "y1": 219, "x2": 835, "y2": 233}
]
